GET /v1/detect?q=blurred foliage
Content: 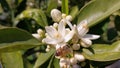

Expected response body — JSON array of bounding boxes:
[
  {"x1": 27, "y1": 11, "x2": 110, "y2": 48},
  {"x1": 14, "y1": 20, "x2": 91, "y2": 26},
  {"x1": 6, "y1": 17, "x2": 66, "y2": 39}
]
[{"x1": 0, "y1": 0, "x2": 120, "y2": 68}]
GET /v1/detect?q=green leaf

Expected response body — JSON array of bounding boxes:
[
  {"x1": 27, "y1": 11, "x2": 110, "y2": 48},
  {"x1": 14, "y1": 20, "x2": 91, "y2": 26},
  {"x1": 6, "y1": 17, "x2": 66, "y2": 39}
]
[
  {"x1": 14, "y1": 9, "x2": 48, "y2": 27},
  {"x1": 70, "y1": 6, "x2": 79, "y2": 20},
  {"x1": 47, "y1": 54, "x2": 54, "y2": 68},
  {"x1": 77, "y1": 0, "x2": 120, "y2": 27},
  {"x1": 34, "y1": 49, "x2": 55, "y2": 68},
  {"x1": 82, "y1": 41, "x2": 120, "y2": 61},
  {"x1": 0, "y1": 27, "x2": 42, "y2": 52},
  {"x1": 46, "y1": 0, "x2": 58, "y2": 16},
  {"x1": 53, "y1": 58, "x2": 60, "y2": 68},
  {"x1": 0, "y1": 51, "x2": 23, "y2": 68},
  {"x1": 0, "y1": 0, "x2": 10, "y2": 12},
  {"x1": 62, "y1": 0, "x2": 69, "y2": 15}
]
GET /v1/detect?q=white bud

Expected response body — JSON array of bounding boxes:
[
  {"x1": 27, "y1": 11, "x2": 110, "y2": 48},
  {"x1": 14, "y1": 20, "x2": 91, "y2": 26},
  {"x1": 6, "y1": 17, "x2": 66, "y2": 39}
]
[
  {"x1": 53, "y1": 23, "x2": 58, "y2": 28},
  {"x1": 70, "y1": 57, "x2": 77, "y2": 65},
  {"x1": 66, "y1": 15, "x2": 72, "y2": 21},
  {"x1": 74, "y1": 53, "x2": 85, "y2": 62},
  {"x1": 72, "y1": 64, "x2": 81, "y2": 68},
  {"x1": 62, "y1": 13, "x2": 67, "y2": 18},
  {"x1": 72, "y1": 44, "x2": 80, "y2": 50},
  {"x1": 59, "y1": 58, "x2": 70, "y2": 68},
  {"x1": 45, "y1": 48, "x2": 50, "y2": 52},
  {"x1": 47, "y1": 45, "x2": 51, "y2": 49},
  {"x1": 37, "y1": 29, "x2": 44, "y2": 35},
  {"x1": 51, "y1": 9, "x2": 62, "y2": 22},
  {"x1": 80, "y1": 38, "x2": 92, "y2": 48}
]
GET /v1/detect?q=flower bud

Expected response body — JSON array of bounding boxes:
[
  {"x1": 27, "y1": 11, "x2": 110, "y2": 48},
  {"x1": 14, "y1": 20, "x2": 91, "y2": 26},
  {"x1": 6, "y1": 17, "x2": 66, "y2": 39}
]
[
  {"x1": 66, "y1": 15, "x2": 72, "y2": 21},
  {"x1": 74, "y1": 53, "x2": 85, "y2": 62},
  {"x1": 80, "y1": 38, "x2": 92, "y2": 48},
  {"x1": 72, "y1": 44, "x2": 80, "y2": 50},
  {"x1": 62, "y1": 13, "x2": 67, "y2": 19},
  {"x1": 37, "y1": 29, "x2": 44, "y2": 35},
  {"x1": 53, "y1": 23, "x2": 58, "y2": 28},
  {"x1": 70, "y1": 57, "x2": 77, "y2": 65},
  {"x1": 51, "y1": 9, "x2": 62, "y2": 22}
]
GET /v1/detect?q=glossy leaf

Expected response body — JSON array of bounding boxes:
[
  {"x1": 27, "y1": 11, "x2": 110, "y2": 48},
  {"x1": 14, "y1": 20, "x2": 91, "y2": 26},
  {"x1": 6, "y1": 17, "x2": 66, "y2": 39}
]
[
  {"x1": 0, "y1": 51, "x2": 23, "y2": 68},
  {"x1": 0, "y1": 27, "x2": 42, "y2": 52},
  {"x1": 14, "y1": 9, "x2": 48, "y2": 27},
  {"x1": 34, "y1": 49, "x2": 55, "y2": 68},
  {"x1": 82, "y1": 41, "x2": 120, "y2": 61},
  {"x1": 77, "y1": 0, "x2": 120, "y2": 27}
]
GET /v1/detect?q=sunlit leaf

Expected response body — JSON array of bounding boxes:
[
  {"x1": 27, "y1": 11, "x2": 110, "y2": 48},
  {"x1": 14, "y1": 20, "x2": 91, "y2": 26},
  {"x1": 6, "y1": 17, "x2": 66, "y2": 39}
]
[
  {"x1": 77, "y1": 0, "x2": 120, "y2": 27},
  {"x1": 14, "y1": 9, "x2": 48, "y2": 27},
  {"x1": 0, "y1": 27, "x2": 42, "y2": 52},
  {"x1": 0, "y1": 51, "x2": 23, "y2": 68},
  {"x1": 34, "y1": 49, "x2": 55, "y2": 68},
  {"x1": 82, "y1": 41, "x2": 120, "y2": 61}
]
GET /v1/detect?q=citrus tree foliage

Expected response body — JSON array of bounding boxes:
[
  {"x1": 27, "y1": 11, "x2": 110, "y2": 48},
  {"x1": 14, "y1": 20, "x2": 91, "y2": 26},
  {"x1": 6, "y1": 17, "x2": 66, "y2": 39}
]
[{"x1": 0, "y1": 0, "x2": 120, "y2": 68}]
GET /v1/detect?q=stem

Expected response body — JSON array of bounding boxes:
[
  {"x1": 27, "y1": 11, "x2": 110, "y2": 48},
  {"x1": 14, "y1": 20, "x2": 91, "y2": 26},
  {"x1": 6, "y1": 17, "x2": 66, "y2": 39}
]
[{"x1": 62, "y1": 0, "x2": 69, "y2": 15}]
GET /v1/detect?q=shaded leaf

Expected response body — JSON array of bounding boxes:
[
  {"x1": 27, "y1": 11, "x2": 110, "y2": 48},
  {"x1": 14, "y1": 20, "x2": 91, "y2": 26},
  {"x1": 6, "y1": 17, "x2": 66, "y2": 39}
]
[
  {"x1": 14, "y1": 9, "x2": 48, "y2": 27},
  {"x1": 0, "y1": 51, "x2": 23, "y2": 68},
  {"x1": 0, "y1": 0, "x2": 10, "y2": 12},
  {"x1": 0, "y1": 27, "x2": 42, "y2": 52},
  {"x1": 34, "y1": 49, "x2": 55, "y2": 68},
  {"x1": 53, "y1": 58, "x2": 60, "y2": 68},
  {"x1": 77, "y1": 0, "x2": 120, "y2": 27},
  {"x1": 82, "y1": 41, "x2": 120, "y2": 61},
  {"x1": 46, "y1": 0, "x2": 58, "y2": 16}
]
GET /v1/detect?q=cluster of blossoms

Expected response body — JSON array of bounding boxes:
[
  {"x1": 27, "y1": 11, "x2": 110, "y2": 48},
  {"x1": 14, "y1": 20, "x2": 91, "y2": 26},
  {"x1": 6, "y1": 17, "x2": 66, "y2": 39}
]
[{"x1": 32, "y1": 9, "x2": 100, "y2": 68}]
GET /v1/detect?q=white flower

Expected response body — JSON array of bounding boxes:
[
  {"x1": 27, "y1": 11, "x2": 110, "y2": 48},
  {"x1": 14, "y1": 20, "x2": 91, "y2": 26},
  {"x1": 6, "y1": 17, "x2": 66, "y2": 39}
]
[
  {"x1": 43, "y1": 21, "x2": 75, "y2": 45},
  {"x1": 76, "y1": 20, "x2": 100, "y2": 47}
]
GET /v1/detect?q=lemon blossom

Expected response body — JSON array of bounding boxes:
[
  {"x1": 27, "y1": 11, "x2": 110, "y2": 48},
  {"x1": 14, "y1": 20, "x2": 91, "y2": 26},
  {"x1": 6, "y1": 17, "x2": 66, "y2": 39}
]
[
  {"x1": 43, "y1": 21, "x2": 75, "y2": 45},
  {"x1": 76, "y1": 20, "x2": 100, "y2": 47}
]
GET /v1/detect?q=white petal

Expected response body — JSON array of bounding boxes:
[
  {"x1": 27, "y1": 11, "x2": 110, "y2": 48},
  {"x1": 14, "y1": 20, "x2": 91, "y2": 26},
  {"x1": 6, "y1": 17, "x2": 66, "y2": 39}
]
[
  {"x1": 43, "y1": 38, "x2": 58, "y2": 44},
  {"x1": 77, "y1": 20, "x2": 89, "y2": 37},
  {"x1": 32, "y1": 34, "x2": 41, "y2": 40},
  {"x1": 58, "y1": 21, "x2": 65, "y2": 37},
  {"x1": 45, "y1": 26, "x2": 58, "y2": 38},
  {"x1": 80, "y1": 38, "x2": 92, "y2": 48},
  {"x1": 83, "y1": 34, "x2": 100, "y2": 40},
  {"x1": 66, "y1": 19, "x2": 73, "y2": 29},
  {"x1": 64, "y1": 30, "x2": 75, "y2": 42}
]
